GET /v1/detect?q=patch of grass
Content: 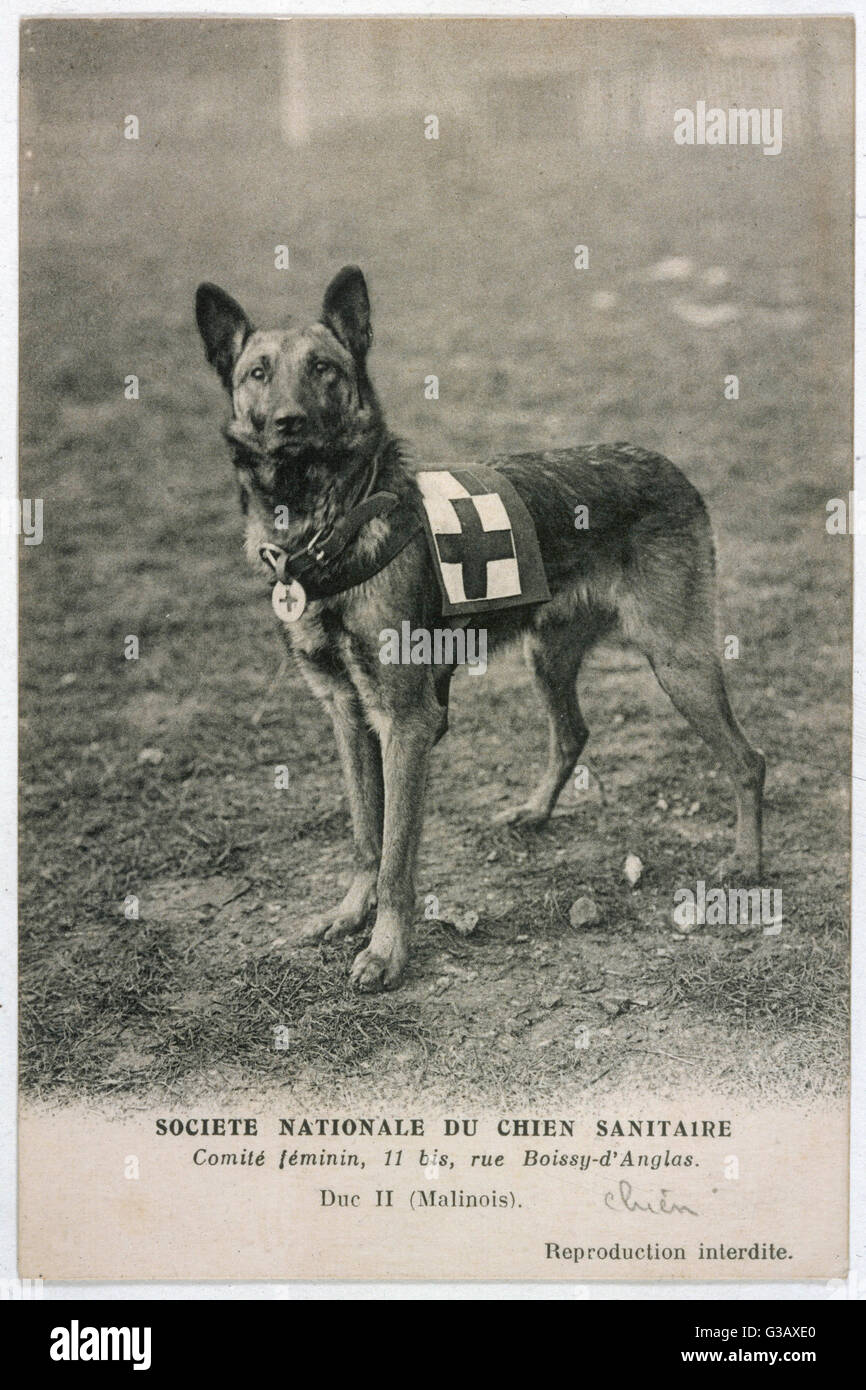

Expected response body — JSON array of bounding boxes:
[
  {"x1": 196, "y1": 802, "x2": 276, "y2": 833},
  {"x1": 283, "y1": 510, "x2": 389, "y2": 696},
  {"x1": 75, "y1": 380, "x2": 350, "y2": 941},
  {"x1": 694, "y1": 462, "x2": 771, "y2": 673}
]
[
  {"x1": 20, "y1": 921, "x2": 177, "y2": 1094},
  {"x1": 21, "y1": 937, "x2": 433, "y2": 1097},
  {"x1": 157, "y1": 951, "x2": 432, "y2": 1087},
  {"x1": 655, "y1": 935, "x2": 849, "y2": 1039}
]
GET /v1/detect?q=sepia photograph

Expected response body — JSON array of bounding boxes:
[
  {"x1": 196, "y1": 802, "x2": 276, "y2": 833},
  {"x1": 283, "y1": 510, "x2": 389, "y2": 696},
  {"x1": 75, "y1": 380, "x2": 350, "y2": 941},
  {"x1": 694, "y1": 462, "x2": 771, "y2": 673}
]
[{"x1": 15, "y1": 13, "x2": 853, "y2": 1282}]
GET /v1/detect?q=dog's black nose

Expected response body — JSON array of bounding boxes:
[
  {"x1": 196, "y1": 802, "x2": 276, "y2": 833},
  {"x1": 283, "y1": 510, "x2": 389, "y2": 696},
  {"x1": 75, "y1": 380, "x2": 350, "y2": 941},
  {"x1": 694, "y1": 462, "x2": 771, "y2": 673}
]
[{"x1": 273, "y1": 412, "x2": 307, "y2": 437}]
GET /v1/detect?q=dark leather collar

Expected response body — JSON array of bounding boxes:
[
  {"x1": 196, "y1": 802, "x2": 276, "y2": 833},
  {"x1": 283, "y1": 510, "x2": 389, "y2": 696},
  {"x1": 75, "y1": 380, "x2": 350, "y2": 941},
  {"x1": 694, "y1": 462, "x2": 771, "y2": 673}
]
[{"x1": 259, "y1": 490, "x2": 423, "y2": 600}]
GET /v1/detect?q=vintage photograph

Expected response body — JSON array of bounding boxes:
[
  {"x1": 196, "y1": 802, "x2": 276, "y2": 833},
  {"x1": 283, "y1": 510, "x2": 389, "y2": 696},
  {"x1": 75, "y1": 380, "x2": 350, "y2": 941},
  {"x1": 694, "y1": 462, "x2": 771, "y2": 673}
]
[{"x1": 17, "y1": 15, "x2": 853, "y2": 1280}]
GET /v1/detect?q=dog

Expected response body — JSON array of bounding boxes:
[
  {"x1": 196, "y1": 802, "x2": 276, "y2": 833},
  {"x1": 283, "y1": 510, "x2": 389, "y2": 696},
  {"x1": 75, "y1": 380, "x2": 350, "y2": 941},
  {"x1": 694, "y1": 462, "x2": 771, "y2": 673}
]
[{"x1": 196, "y1": 265, "x2": 765, "y2": 991}]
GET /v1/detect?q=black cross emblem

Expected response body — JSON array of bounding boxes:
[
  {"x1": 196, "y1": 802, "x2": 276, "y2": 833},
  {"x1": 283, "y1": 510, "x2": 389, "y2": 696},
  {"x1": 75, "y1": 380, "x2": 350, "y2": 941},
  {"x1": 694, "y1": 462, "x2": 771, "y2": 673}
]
[{"x1": 435, "y1": 496, "x2": 515, "y2": 600}]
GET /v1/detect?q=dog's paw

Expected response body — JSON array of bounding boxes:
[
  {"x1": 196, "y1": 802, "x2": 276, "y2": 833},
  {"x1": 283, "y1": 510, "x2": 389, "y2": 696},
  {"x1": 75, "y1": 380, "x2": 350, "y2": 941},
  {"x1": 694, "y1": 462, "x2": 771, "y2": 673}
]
[
  {"x1": 350, "y1": 945, "x2": 406, "y2": 992},
  {"x1": 298, "y1": 917, "x2": 329, "y2": 946},
  {"x1": 493, "y1": 802, "x2": 550, "y2": 828},
  {"x1": 298, "y1": 910, "x2": 369, "y2": 946},
  {"x1": 298, "y1": 876, "x2": 377, "y2": 945}
]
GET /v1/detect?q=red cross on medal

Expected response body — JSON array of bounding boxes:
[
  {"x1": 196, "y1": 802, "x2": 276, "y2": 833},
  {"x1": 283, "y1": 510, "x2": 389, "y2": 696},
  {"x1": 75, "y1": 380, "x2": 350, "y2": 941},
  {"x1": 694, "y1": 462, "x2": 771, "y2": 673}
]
[{"x1": 271, "y1": 578, "x2": 307, "y2": 624}]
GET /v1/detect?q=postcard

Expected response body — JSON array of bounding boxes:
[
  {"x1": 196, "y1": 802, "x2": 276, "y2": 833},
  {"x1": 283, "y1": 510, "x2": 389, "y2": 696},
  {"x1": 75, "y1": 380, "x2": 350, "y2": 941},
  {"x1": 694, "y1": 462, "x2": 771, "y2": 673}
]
[{"x1": 17, "y1": 14, "x2": 852, "y2": 1281}]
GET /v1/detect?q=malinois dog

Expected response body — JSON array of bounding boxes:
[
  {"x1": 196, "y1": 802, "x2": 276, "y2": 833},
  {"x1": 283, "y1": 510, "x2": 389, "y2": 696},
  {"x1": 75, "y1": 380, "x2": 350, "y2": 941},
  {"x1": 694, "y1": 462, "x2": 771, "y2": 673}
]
[{"x1": 196, "y1": 266, "x2": 765, "y2": 991}]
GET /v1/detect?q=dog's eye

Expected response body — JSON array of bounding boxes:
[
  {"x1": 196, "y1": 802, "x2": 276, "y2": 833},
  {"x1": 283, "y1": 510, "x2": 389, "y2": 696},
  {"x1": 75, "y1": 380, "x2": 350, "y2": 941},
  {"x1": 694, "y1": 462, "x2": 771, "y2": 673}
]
[
  {"x1": 249, "y1": 366, "x2": 267, "y2": 381},
  {"x1": 312, "y1": 359, "x2": 334, "y2": 377}
]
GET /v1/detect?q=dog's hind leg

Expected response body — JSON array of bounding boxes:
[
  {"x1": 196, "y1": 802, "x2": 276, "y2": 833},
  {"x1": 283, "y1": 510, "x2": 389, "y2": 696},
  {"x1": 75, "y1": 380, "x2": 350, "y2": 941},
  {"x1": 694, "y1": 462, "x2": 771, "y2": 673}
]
[
  {"x1": 300, "y1": 686, "x2": 384, "y2": 943},
  {"x1": 644, "y1": 642, "x2": 765, "y2": 879},
  {"x1": 621, "y1": 526, "x2": 765, "y2": 879},
  {"x1": 494, "y1": 618, "x2": 600, "y2": 827}
]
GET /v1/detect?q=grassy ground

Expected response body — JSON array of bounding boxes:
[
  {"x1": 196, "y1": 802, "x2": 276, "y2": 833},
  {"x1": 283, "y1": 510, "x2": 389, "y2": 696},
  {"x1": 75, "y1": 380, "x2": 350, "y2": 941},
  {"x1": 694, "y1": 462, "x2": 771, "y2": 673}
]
[{"x1": 19, "y1": 77, "x2": 851, "y2": 1105}]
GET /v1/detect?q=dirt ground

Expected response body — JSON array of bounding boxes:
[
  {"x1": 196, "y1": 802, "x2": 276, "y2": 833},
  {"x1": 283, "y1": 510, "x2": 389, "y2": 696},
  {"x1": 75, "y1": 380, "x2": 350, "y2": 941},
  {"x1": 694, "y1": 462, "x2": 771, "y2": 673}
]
[{"x1": 19, "y1": 25, "x2": 851, "y2": 1107}]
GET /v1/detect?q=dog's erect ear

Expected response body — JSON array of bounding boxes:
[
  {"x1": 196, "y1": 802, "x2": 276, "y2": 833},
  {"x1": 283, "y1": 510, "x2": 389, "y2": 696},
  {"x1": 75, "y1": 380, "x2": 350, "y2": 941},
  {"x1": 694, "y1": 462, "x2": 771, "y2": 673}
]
[
  {"x1": 195, "y1": 283, "x2": 253, "y2": 391},
  {"x1": 321, "y1": 266, "x2": 372, "y2": 361}
]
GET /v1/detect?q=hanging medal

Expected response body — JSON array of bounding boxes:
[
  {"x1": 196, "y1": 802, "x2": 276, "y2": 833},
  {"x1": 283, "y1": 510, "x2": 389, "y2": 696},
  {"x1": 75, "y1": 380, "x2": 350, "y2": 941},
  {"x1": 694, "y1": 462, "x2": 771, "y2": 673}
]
[
  {"x1": 260, "y1": 543, "x2": 308, "y2": 624},
  {"x1": 271, "y1": 577, "x2": 307, "y2": 623}
]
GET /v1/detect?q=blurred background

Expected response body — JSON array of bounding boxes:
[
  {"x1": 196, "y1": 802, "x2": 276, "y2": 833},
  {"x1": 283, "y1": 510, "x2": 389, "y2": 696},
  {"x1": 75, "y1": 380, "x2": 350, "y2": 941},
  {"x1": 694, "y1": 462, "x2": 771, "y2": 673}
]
[{"x1": 19, "y1": 18, "x2": 853, "y2": 1100}]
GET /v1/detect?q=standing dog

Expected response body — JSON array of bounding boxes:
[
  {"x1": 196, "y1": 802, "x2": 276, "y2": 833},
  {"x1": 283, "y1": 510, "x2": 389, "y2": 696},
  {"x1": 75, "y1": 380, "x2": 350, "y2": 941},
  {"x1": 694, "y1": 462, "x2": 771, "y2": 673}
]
[{"x1": 196, "y1": 266, "x2": 765, "y2": 991}]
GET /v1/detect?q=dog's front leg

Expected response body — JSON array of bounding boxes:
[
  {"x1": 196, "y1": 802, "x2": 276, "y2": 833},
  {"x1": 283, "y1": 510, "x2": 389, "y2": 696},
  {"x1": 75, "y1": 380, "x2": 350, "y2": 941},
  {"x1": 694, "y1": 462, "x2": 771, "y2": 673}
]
[
  {"x1": 350, "y1": 708, "x2": 439, "y2": 991},
  {"x1": 300, "y1": 686, "x2": 384, "y2": 943}
]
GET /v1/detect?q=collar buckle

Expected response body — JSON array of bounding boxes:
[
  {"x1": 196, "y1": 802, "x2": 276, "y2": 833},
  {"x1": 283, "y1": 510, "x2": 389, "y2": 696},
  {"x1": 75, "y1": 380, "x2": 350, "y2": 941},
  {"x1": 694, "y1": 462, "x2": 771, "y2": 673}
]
[{"x1": 258, "y1": 543, "x2": 288, "y2": 582}]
